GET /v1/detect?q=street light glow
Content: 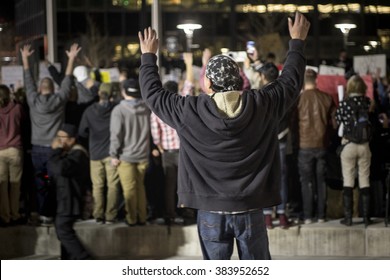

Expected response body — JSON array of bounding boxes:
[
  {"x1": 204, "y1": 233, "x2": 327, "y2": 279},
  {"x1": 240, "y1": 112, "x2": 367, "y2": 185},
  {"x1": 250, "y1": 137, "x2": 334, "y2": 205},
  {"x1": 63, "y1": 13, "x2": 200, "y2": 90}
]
[
  {"x1": 335, "y1": 23, "x2": 357, "y2": 34},
  {"x1": 177, "y1": 23, "x2": 202, "y2": 36}
]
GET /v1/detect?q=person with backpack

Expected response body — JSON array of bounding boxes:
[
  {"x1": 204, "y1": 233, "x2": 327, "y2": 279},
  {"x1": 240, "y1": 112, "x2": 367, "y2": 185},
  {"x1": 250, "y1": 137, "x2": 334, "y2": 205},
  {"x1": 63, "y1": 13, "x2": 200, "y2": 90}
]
[{"x1": 336, "y1": 75, "x2": 372, "y2": 227}]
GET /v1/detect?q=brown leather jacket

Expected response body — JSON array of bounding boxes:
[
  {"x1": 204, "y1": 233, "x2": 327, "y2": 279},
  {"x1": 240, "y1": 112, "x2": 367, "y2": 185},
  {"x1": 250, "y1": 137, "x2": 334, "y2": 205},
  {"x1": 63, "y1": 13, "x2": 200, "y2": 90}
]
[{"x1": 298, "y1": 88, "x2": 335, "y2": 149}]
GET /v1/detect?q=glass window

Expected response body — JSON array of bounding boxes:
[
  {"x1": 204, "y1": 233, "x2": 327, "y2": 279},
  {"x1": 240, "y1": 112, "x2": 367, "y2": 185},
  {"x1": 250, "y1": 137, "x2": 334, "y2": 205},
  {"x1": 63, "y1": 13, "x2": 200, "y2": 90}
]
[
  {"x1": 107, "y1": 12, "x2": 123, "y2": 36},
  {"x1": 57, "y1": 0, "x2": 68, "y2": 9},
  {"x1": 69, "y1": 0, "x2": 85, "y2": 8}
]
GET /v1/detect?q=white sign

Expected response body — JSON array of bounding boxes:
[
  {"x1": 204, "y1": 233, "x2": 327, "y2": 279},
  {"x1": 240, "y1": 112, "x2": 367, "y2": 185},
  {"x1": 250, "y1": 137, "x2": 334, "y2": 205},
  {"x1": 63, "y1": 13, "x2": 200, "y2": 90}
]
[
  {"x1": 99, "y1": 68, "x2": 121, "y2": 83},
  {"x1": 319, "y1": 65, "x2": 345, "y2": 76},
  {"x1": 306, "y1": 65, "x2": 319, "y2": 73},
  {"x1": 1, "y1": 65, "x2": 24, "y2": 90},
  {"x1": 353, "y1": 54, "x2": 386, "y2": 78}
]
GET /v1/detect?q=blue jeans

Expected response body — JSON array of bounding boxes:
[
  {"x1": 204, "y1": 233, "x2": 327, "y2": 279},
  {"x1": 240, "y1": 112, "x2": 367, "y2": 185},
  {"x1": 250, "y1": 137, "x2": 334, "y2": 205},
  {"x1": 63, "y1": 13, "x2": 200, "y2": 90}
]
[
  {"x1": 197, "y1": 209, "x2": 271, "y2": 260},
  {"x1": 298, "y1": 148, "x2": 327, "y2": 220},
  {"x1": 264, "y1": 141, "x2": 288, "y2": 215}
]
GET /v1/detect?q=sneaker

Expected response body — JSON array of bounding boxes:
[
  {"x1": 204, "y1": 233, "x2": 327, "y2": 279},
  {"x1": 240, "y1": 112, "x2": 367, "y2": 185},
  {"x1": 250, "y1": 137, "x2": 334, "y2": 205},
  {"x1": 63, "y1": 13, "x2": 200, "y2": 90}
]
[
  {"x1": 304, "y1": 219, "x2": 313, "y2": 225},
  {"x1": 95, "y1": 218, "x2": 104, "y2": 225},
  {"x1": 125, "y1": 221, "x2": 136, "y2": 227},
  {"x1": 173, "y1": 217, "x2": 185, "y2": 225},
  {"x1": 105, "y1": 220, "x2": 116, "y2": 225},
  {"x1": 40, "y1": 216, "x2": 53, "y2": 226},
  {"x1": 278, "y1": 214, "x2": 290, "y2": 229},
  {"x1": 264, "y1": 214, "x2": 273, "y2": 229},
  {"x1": 153, "y1": 218, "x2": 165, "y2": 225},
  {"x1": 317, "y1": 218, "x2": 326, "y2": 223}
]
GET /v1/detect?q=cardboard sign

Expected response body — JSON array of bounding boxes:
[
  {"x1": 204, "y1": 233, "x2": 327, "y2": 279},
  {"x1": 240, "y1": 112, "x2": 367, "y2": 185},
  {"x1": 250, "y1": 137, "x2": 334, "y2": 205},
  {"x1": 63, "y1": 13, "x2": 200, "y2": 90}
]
[
  {"x1": 353, "y1": 54, "x2": 386, "y2": 78},
  {"x1": 1, "y1": 65, "x2": 24, "y2": 90},
  {"x1": 319, "y1": 65, "x2": 345, "y2": 76},
  {"x1": 317, "y1": 75, "x2": 373, "y2": 107}
]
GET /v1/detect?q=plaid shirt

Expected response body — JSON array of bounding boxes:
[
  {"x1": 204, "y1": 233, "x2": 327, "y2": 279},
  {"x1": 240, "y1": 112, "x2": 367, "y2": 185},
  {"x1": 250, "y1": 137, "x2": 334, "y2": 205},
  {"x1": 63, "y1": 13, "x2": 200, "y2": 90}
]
[
  {"x1": 150, "y1": 113, "x2": 180, "y2": 150},
  {"x1": 150, "y1": 80, "x2": 194, "y2": 150}
]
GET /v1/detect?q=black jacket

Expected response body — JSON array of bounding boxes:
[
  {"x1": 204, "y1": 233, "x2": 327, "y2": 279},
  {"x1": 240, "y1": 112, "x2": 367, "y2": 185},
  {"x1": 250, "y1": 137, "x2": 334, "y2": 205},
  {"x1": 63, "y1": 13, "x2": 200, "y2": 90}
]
[
  {"x1": 139, "y1": 40, "x2": 306, "y2": 212},
  {"x1": 48, "y1": 145, "x2": 89, "y2": 216},
  {"x1": 78, "y1": 102, "x2": 116, "y2": 160}
]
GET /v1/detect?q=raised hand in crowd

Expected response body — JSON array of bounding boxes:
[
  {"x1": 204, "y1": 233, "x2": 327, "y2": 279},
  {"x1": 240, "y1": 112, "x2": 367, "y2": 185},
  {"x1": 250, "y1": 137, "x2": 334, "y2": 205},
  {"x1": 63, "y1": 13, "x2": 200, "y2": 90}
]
[
  {"x1": 20, "y1": 44, "x2": 35, "y2": 70},
  {"x1": 288, "y1": 12, "x2": 310, "y2": 41},
  {"x1": 202, "y1": 48, "x2": 212, "y2": 67},
  {"x1": 138, "y1": 27, "x2": 159, "y2": 55},
  {"x1": 65, "y1": 43, "x2": 82, "y2": 76}
]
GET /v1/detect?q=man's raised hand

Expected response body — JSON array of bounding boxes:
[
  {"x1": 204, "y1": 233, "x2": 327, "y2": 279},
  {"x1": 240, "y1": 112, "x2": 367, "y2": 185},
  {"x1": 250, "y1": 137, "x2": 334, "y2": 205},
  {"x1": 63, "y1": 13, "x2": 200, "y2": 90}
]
[
  {"x1": 66, "y1": 43, "x2": 82, "y2": 60},
  {"x1": 138, "y1": 27, "x2": 159, "y2": 54},
  {"x1": 20, "y1": 45, "x2": 34, "y2": 58},
  {"x1": 288, "y1": 12, "x2": 310, "y2": 41}
]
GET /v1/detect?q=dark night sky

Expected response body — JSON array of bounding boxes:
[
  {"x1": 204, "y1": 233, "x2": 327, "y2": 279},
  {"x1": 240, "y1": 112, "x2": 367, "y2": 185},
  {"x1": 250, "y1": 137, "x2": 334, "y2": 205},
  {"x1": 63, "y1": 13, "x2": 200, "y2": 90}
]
[{"x1": 0, "y1": 0, "x2": 15, "y2": 23}]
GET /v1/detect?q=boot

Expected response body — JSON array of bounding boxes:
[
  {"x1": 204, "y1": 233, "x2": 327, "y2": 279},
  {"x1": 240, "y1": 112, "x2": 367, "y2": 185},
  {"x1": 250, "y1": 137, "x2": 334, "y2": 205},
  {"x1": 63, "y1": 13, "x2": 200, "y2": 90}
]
[
  {"x1": 340, "y1": 187, "x2": 353, "y2": 226},
  {"x1": 278, "y1": 214, "x2": 290, "y2": 229},
  {"x1": 361, "y1": 188, "x2": 372, "y2": 228},
  {"x1": 264, "y1": 214, "x2": 273, "y2": 229}
]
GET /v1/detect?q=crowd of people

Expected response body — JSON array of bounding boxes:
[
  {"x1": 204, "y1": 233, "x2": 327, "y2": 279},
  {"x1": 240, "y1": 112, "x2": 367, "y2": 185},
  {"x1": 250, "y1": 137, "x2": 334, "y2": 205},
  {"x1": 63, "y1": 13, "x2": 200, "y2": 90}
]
[{"x1": 1, "y1": 12, "x2": 390, "y2": 260}]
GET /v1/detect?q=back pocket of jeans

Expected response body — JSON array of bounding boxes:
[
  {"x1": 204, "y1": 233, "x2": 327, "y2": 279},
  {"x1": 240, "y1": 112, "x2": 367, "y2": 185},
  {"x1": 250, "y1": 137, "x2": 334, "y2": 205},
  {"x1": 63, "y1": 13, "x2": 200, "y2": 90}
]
[{"x1": 198, "y1": 211, "x2": 224, "y2": 241}]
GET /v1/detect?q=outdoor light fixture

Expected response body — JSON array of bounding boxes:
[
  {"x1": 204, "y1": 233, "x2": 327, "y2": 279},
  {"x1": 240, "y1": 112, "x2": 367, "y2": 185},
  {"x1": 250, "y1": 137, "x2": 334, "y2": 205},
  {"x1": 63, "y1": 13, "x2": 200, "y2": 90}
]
[
  {"x1": 335, "y1": 23, "x2": 357, "y2": 34},
  {"x1": 335, "y1": 23, "x2": 357, "y2": 48},
  {"x1": 368, "y1": 40, "x2": 379, "y2": 48},
  {"x1": 177, "y1": 21, "x2": 202, "y2": 51}
]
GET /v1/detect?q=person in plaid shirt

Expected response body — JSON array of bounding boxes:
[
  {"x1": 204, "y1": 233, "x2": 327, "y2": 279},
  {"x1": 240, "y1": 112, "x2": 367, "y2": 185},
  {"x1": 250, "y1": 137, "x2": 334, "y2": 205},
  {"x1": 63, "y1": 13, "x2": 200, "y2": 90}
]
[{"x1": 150, "y1": 53, "x2": 194, "y2": 225}]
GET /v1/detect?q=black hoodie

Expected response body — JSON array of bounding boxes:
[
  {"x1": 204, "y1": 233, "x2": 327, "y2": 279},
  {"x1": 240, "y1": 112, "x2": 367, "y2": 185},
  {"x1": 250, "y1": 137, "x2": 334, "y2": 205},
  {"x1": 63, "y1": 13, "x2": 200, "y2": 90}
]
[
  {"x1": 139, "y1": 40, "x2": 306, "y2": 212},
  {"x1": 78, "y1": 102, "x2": 116, "y2": 160}
]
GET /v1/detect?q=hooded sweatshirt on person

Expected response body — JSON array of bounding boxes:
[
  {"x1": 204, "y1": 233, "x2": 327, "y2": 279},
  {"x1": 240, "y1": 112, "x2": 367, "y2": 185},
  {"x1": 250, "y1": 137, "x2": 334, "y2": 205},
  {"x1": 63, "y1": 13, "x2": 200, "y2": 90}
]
[
  {"x1": 24, "y1": 70, "x2": 72, "y2": 146},
  {"x1": 0, "y1": 101, "x2": 24, "y2": 149},
  {"x1": 139, "y1": 40, "x2": 306, "y2": 212},
  {"x1": 78, "y1": 101, "x2": 116, "y2": 160},
  {"x1": 109, "y1": 99, "x2": 151, "y2": 163}
]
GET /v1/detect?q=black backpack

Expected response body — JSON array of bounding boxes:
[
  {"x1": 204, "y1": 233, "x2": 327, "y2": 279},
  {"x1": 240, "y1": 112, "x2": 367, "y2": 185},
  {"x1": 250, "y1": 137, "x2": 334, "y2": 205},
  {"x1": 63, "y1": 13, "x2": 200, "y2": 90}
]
[{"x1": 344, "y1": 98, "x2": 372, "y2": 144}]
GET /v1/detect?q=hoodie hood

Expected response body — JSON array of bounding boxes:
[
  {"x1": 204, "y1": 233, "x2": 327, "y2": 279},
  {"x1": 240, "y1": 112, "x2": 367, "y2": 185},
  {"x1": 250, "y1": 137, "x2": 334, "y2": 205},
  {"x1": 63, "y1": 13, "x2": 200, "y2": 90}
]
[
  {"x1": 33, "y1": 94, "x2": 64, "y2": 114},
  {"x1": 210, "y1": 90, "x2": 243, "y2": 118},
  {"x1": 119, "y1": 99, "x2": 150, "y2": 115},
  {"x1": 91, "y1": 101, "x2": 116, "y2": 119},
  {"x1": 0, "y1": 101, "x2": 16, "y2": 114}
]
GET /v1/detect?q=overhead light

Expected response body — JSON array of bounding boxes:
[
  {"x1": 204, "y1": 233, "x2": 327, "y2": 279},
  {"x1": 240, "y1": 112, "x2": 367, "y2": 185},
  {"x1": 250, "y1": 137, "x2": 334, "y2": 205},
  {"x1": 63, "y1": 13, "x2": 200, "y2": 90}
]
[
  {"x1": 177, "y1": 23, "x2": 202, "y2": 36},
  {"x1": 363, "y1": 45, "x2": 372, "y2": 52},
  {"x1": 177, "y1": 21, "x2": 202, "y2": 51},
  {"x1": 368, "y1": 40, "x2": 379, "y2": 47},
  {"x1": 335, "y1": 23, "x2": 357, "y2": 34}
]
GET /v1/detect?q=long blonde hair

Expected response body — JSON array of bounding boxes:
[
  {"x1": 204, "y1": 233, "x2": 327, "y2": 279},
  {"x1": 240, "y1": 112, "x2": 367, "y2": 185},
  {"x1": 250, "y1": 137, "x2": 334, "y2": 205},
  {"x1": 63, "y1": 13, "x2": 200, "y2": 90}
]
[{"x1": 346, "y1": 75, "x2": 367, "y2": 97}]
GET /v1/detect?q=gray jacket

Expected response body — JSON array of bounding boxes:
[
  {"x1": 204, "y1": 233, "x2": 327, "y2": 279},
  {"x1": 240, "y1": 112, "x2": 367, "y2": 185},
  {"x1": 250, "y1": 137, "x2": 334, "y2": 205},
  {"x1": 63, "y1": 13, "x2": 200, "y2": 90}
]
[
  {"x1": 109, "y1": 99, "x2": 151, "y2": 163},
  {"x1": 24, "y1": 70, "x2": 72, "y2": 146}
]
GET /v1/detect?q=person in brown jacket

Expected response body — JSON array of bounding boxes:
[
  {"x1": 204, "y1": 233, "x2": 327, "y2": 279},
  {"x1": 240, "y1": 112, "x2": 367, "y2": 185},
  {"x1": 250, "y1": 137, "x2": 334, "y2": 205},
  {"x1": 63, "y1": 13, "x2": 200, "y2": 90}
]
[{"x1": 298, "y1": 69, "x2": 336, "y2": 224}]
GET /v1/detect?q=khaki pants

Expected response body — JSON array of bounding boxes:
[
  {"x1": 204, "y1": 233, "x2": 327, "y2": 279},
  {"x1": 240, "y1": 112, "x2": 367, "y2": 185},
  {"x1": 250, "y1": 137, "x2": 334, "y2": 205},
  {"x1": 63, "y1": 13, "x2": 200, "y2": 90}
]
[
  {"x1": 0, "y1": 147, "x2": 23, "y2": 223},
  {"x1": 340, "y1": 142, "x2": 371, "y2": 188},
  {"x1": 118, "y1": 161, "x2": 148, "y2": 224},
  {"x1": 90, "y1": 157, "x2": 120, "y2": 221}
]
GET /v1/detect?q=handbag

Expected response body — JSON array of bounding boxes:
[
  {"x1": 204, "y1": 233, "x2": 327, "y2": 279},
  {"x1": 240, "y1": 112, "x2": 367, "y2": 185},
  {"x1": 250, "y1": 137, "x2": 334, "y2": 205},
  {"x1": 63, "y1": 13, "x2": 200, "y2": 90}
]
[{"x1": 336, "y1": 142, "x2": 349, "y2": 157}]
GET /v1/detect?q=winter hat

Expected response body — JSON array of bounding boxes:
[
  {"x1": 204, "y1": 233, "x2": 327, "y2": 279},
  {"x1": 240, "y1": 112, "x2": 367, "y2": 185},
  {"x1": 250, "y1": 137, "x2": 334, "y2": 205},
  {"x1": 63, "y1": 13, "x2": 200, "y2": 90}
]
[
  {"x1": 122, "y1": 78, "x2": 141, "y2": 98},
  {"x1": 99, "y1": 83, "x2": 112, "y2": 95},
  {"x1": 73, "y1": 66, "x2": 89, "y2": 82},
  {"x1": 60, "y1": 123, "x2": 77, "y2": 138},
  {"x1": 205, "y1": 55, "x2": 242, "y2": 92}
]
